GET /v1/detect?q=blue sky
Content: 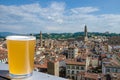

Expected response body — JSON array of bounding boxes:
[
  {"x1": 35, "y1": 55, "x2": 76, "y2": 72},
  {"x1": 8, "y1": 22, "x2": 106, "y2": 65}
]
[{"x1": 0, "y1": 0, "x2": 120, "y2": 33}]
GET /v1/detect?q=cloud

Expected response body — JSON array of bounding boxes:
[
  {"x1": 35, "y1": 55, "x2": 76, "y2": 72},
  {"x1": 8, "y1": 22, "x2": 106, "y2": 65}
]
[
  {"x1": 45, "y1": 26, "x2": 61, "y2": 31},
  {"x1": 70, "y1": 7, "x2": 99, "y2": 14},
  {"x1": 0, "y1": 2, "x2": 120, "y2": 33}
]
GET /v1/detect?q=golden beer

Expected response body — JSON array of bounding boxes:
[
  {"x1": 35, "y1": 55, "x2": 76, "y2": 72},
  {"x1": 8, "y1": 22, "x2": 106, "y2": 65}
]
[{"x1": 6, "y1": 36, "x2": 36, "y2": 78}]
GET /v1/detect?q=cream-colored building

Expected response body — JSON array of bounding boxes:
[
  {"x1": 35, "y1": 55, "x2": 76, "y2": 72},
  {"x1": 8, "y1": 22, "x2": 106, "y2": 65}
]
[
  {"x1": 65, "y1": 59, "x2": 86, "y2": 80},
  {"x1": 67, "y1": 47, "x2": 78, "y2": 59}
]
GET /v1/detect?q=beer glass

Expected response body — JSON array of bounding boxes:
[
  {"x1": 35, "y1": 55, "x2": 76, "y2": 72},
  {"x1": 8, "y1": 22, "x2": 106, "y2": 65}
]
[{"x1": 6, "y1": 36, "x2": 36, "y2": 78}]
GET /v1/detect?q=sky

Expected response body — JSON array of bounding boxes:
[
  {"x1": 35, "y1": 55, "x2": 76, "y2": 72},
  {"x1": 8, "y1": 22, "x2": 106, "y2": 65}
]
[{"x1": 0, "y1": 0, "x2": 120, "y2": 34}]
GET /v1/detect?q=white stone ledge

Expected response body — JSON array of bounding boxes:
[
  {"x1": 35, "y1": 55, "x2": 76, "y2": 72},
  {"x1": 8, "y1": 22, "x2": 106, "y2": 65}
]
[{"x1": 0, "y1": 63, "x2": 68, "y2": 80}]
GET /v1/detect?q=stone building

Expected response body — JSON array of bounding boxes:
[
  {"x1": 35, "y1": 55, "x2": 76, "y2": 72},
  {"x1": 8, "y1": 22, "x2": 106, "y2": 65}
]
[
  {"x1": 65, "y1": 59, "x2": 86, "y2": 80},
  {"x1": 47, "y1": 61, "x2": 59, "y2": 76},
  {"x1": 67, "y1": 47, "x2": 78, "y2": 59}
]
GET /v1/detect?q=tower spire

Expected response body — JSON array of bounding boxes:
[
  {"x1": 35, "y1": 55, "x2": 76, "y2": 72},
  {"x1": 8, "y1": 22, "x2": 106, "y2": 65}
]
[
  {"x1": 84, "y1": 24, "x2": 87, "y2": 37},
  {"x1": 84, "y1": 25, "x2": 88, "y2": 42},
  {"x1": 40, "y1": 31, "x2": 42, "y2": 47}
]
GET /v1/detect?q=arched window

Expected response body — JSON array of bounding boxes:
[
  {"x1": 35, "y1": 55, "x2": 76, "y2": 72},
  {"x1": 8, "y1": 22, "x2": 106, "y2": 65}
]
[
  {"x1": 67, "y1": 70, "x2": 70, "y2": 74},
  {"x1": 72, "y1": 71, "x2": 74, "y2": 74},
  {"x1": 81, "y1": 66, "x2": 84, "y2": 70},
  {"x1": 77, "y1": 71, "x2": 79, "y2": 74}
]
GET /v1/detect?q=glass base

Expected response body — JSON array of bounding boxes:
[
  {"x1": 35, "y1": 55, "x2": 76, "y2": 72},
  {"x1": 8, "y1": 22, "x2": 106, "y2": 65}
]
[{"x1": 9, "y1": 73, "x2": 32, "y2": 79}]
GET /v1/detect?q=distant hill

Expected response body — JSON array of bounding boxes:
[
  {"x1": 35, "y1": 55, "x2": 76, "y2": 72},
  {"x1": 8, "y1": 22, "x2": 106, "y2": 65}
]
[
  {"x1": 0, "y1": 32, "x2": 17, "y2": 38},
  {"x1": 0, "y1": 32, "x2": 120, "y2": 39},
  {"x1": 35, "y1": 32, "x2": 120, "y2": 39}
]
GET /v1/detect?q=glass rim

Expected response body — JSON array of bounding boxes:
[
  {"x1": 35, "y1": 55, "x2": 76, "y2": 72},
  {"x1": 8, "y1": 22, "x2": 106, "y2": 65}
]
[{"x1": 6, "y1": 35, "x2": 36, "y2": 41}]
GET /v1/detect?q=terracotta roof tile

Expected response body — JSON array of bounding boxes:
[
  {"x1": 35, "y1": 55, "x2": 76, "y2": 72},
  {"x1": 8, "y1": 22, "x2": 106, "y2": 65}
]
[{"x1": 65, "y1": 59, "x2": 86, "y2": 65}]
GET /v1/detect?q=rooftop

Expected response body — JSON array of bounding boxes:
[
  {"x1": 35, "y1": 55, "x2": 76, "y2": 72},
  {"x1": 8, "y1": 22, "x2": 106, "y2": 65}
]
[
  {"x1": 84, "y1": 73, "x2": 99, "y2": 80},
  {"x1": 65, "y1": 59, "x2": 86, "y2": 66},
  {"x1": 103, "y1": 58, "x2": 120, "y2": 68}
]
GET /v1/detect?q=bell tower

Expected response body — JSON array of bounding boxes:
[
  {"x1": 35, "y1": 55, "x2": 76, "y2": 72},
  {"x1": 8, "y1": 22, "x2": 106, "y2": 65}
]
[
  {"x1": 84, "y1": 25, "x2": 88, "y2": 42},
  {"x1": 40, "y1": 31, "x2": 42, "y2": 47}
]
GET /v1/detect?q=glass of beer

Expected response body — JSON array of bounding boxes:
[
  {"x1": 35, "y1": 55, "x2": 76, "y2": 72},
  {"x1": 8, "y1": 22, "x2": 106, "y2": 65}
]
[{"x1": 6, "y1": 35, "x2": 36, "y2": 78}]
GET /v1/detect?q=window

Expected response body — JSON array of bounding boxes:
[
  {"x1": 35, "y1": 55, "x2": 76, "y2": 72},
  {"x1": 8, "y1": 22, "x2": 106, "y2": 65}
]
[
  {"x1": 67, "y1": 70, "x2": 70, "y2": 74},
  {"x1": 76, "y1": 71, "x2": 79, "y2": 74},
  {"x1": 72, "y1": 71, "x2": 74, "y2": 74},
  {"x1": 72, "y1": 65, "x2": 75, "y2": 69},
  {"x1": 81, "y1": 66, "x2": 84, "y2": 70},
  {"x1": 114, "y1": 68, "x2": 117, "y2": 72},
  {"x1": 112, "y1": 68, "x2": 114, "y2": 72},
  {"x1": 72, "y1": 76, "x2": 74, "y2": 80},
  {"x1": 67, "y1": 65, "x2": 70, "y2": 69},
  {"x1": 76, "y1": 66, "x2": 79, "y2": 69},
  {"x1": 106, "y1": 68, "x2": 110, "y2": 72},
  {"x1": 72, "y1": 54, "x2": 74, "y2": 57},
  {"x1": 72, "y1": 51, "x2": 74, "y2": 53}
]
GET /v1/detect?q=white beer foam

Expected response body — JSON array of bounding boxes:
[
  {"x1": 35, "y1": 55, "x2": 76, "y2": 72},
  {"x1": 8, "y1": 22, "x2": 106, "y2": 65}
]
[{"x1": 6, "y1": 35, "x2": 36, "y2": 40}]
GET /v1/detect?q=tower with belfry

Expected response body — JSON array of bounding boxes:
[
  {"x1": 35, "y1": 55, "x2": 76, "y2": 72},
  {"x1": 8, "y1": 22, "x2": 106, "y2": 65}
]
[
  {"x1": 84, "y1": 25, "x2": 88, "y2": 42},
  {"x1": 40, "y1": 31, "x2": 43, "y2": 47}
]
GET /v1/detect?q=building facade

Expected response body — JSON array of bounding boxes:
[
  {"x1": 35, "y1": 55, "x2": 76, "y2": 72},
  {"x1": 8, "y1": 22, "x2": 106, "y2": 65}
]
[
  {"x1": 66, "y1": 60, "x2": 86, "y2": 80},
  {"x1": 47, "y1": 61, "x2": 59, "y2": 76},
  {"x1": 67, "y1": 47, "x2": 78, "y2": 59}
]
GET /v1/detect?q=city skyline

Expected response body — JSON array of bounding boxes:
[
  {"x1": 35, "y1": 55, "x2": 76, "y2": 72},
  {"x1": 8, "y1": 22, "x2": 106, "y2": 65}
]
[{"x1": 0, "y1": 0, "x2": 120, "y2": 33}]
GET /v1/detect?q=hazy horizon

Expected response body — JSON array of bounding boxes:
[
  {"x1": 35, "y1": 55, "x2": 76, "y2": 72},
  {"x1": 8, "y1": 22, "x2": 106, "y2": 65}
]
[{"x1": 0, "y1": 31, "x2": 119, "y2": 34}]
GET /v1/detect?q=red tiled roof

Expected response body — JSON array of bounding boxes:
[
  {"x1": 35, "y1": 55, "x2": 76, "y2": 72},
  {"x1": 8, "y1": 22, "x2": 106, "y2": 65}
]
[
  {"x1": 34, "y1": 64, "x2": 47, "y2": 68},
  {"x1": 77, "y1": 72, "x2": 103, "y2": 80},
  {"x1": 65, "y1": 59, "x2": 86, "y2": 65},
  {"x1": 101, "y1": 54, "x2": 106, "y2": 58},
  {"x1": 84, "y1": 73, "x2": 99, "y2": 80}
]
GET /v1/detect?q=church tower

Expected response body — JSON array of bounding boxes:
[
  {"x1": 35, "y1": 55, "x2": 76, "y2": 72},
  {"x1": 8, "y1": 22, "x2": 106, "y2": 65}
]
[
  {"x1": 84, "y1": 25, "x2": 88, "y2": 42},
  {"x1": 40, "y1": 31, "x2": 43, "y2": 47}
]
